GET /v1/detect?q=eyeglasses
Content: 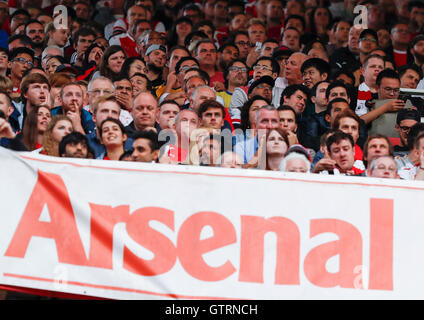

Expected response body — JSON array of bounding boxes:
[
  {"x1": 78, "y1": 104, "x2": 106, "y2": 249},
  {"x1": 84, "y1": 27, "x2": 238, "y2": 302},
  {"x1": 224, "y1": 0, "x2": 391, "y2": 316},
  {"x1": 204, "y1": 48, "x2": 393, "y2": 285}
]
[
  {"x1": 399, "y1": 125, "x2": 413, "y2": 132},
  {"x1": 359, "y1": 37, "x2": 377, "y2": 42},
  {"x1": 181, "y1": 65, "x2": 199, "y2": 71},
  {"x1": 394, "y1": 28, "x2": 409, "y2": 33},
  {"x1": 382, "y1": 87, "x2": 400, "y2": 94},
  {"x1": 229, "y1": 66, "x2": 248, "y2": 72},
  {"x1": 253, "y1": 65, "x2": 272, "y2": 72},
  {"x1": 13, "y1": 57, "x2": 34, "y2": 67},
  {"x1": 89, "y1": 89, "x2": 113, "y2": 95},
  {"x1": 256, "y1": 84, "x2": 271, "y2": 90},
  {"x1": 235, "y1": 41, "x2": 251, "y2": 47}
]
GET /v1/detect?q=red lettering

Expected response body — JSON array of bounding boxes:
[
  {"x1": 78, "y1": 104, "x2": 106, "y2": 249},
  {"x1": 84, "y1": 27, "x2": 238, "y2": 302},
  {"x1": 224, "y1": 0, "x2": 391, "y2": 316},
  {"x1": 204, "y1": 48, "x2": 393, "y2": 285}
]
[
  {"x1": 177, "y1": 212, "x2": 236, "y2": 281},
  {"x1": 123, "y1": 207, "x2": 176, "y2": 276},
  {"x1": 369, "y1": 198, "x2": 394, "y2": 290},
  {"x1": 87, "y1": 204, "x2": 130, "y2": 269},
  {"x1": 239, "y1": 216, "x2": 300, "y2": 284},
  {"x1": 5, "y1": 170, "x2": 87, "y2": 265},
  {"x1": 303, "y1": 219, "x2": 362, "y2": 288}
]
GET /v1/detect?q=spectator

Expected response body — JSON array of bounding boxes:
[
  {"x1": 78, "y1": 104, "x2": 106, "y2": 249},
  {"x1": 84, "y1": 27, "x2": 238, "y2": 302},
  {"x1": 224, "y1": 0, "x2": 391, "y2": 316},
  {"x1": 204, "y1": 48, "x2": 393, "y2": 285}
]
[
  {"x1": 59, "y1": 131, "x2": 92, "y2": 159},
  {"x1": 131, "y1": 129, "x2": 159, "y2": 162},
  {"x1": 280, "y1": 144, "x2": 312, "y2": 173},
  {"x1": 368, "y1": 155, "x2": 399, "y2": 179},
  {"x1": 98, "y1": 117, "x2": 128, "y2": 160},
  {"x1": 41, "y1": 115, "x2": 74, "y2": 156}
]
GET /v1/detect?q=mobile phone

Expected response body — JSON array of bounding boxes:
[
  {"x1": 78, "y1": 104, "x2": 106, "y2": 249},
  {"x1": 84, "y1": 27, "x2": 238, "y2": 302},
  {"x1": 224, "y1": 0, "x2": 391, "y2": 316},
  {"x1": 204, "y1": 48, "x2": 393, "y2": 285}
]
[{"x1": 255, "y1": 42, "x2": 262, "y2": 51}]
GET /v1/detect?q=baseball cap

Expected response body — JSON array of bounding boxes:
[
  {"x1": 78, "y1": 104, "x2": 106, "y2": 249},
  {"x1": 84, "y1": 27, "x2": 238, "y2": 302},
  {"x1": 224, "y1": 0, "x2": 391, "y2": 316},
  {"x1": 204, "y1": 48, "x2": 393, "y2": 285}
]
[
  {"x1": 248, "y1": 76, "x2": 275, "y2": 95},
  {"x1": 56, "y1": 64, "x2": 79, "y2": 75},
  {"x1": 359, "y1": 29, "x2": 378, "y2": 42},
  {"x1": 272, "y1": 46, "x2": 294, "y2": 60},
  {"x1": 412, "y1": 34, "x2": 424, "y2": 47},
  {"x1": 145, "y1": 44, "x2": 167, "y2": 57},
  {"x1": 286, "y1": 144, "x2": 311, "y2": 162},
  {"x1": 396, "y1": 108, "x2": 420, "y2": 124}
]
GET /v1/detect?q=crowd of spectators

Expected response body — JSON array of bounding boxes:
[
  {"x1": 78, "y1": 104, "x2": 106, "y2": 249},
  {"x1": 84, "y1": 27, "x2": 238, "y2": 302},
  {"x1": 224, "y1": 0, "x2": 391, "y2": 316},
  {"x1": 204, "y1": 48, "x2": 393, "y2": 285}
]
[{"x1": 2, "y1": 0, "x2": 424, "y2": 180}]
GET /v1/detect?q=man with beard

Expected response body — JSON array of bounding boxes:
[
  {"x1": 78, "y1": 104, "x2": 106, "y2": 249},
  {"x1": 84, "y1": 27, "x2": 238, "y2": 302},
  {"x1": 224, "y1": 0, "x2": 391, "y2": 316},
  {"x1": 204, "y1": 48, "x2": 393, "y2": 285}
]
[
  {"x1": 24, "y1": 20, "x2": 45, "y2": 61},
  {"x1": 144, "y1": 44, "x2": 167, "y2": 94},
  {"x1": 52, "y1": 82, "x2": 95, "y2": 135},
  {"x1": 59, "y1": 132, "x2": 92, "y2": 159}
]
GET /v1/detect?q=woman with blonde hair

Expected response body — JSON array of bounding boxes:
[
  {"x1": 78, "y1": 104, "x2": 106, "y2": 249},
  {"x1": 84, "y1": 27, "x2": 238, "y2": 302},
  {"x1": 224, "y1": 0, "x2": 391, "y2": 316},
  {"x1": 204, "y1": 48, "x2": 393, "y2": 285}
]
[{"x1": 42, "y1": 115, "x2": 73, "y2": 156}]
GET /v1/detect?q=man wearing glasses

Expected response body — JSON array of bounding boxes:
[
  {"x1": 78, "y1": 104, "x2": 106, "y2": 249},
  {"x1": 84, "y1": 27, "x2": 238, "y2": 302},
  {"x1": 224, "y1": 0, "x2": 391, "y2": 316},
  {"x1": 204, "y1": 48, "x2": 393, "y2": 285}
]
[
  {"x1": 359, "y1": 68, "x2": 405, "y2": 126},
  {"x1": 394, "y1": 108, "x2": 420, "y2": 157},
  {"x1": 217, "y1": 59, "x2": 248, "y2": 108},
  {"x1": 358, "y1": 29, "x2": 378, "y2": 66},
  {"x1": 8, "y1": 47, "x2": 34, "y2": 99}
]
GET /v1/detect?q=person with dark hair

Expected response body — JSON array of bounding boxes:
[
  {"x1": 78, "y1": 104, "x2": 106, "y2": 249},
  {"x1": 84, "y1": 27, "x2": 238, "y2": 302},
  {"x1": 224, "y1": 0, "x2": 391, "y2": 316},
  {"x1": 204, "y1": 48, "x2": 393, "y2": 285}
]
[
  {"x1": 193, "y1": 20, "x2": 216, "y2": 42},
  {"x1": 198, "y1": 99, "x2": 226, "y2": 130},
  {"x1": 98, "y1": 117, "x2": 128, "y2": 160},
  {"x1": 77, "y1": 43, "x2": 105, "y2": 82},
  {"x1": 227, "y1": 30, "x2": 250, "y2": 61},
  {"x1": 394, "y1": 108, "x2": 420, "y2": 157},
  {"x1": 69, "y1": 27, "x2": 97, "y2": 68},
  {"x1": 155, "y1": 46, "x2": 190, "y2": 101},
  {"x1": 300, "y1": 57, "x2": 330, "y2": 89},
  {"x1": 10, "y1": 9, "x2": 30, "y2": 35},
  {"x1": 326, "y1": 20, "x2": 351, "y2": 56},
  {"x1": 131, "y1": 129, "x2": 160, "y2": 162},
  {"x1": 144, "y1": 44, "x2": 167, "y2": 92},
  {"x1": 302, "y1": 97, "x2": 351, "y2": 152},
  {"x1": 182, "y1": 3, "x2": 203, "y2": 25},
  {"x1": 130, "y1": 72, "x2": 152, "y2": 96},
  {"x1": 313, "y1": 130, "x2": 364, "y2": 175},
  {"x1": 307, "y1": 6, "x2": 332, "y2": 44},
  {"x1": 217, "y1": 59, "x2": 248, "y2": 108},
  {"x1": 357, "y1": 29, "x2": 379, "y2": 67},
  {"x1": 408, "y1": 1, "x2": 424, "y2": 35},
  {"x1": 217, "y1": 42, "x2": 239, "y2": 72},
  {"x1": 184, "y1": 30, "x2": 209, "y2": 51},
  {"x1": 360, "y1": 68, "x2": 405, "y2": 126},
  {"x1": 113, "y1": 75, "x2": 133, "y2": 115},
  {"x1": 24, "y1": 19, "x2": 45, "y2": 58},
  {"x1": 167, "y1": 16, "x2": 194, "y2": 49},
  {"x1": 239, "y1": 95, "x2": 270, "y2": 133},
  {"x1": 280, "y1": 84, "x2": 310, "y2": 116},
  {"x1": 7, "y1": 34, "x2": 32, "y2": 52},
  {"x1": 277, "y1": 105, "x2": 299, "y2": 146},
  {"x1": 8, "y1": 47, "x2": 34, "y2": 98},
  {"x1": 193, "y1": 39, "x2": 224, "y2": 90},
  {"x1": 95, "y1": 45, "x2": 127, "y2": 82},
  {"x1": 266, "y1": 0, "x2": 284, "y2": 40},
  {"x1": 59, "y1": 131, "x2": 92, "y2": 158}
]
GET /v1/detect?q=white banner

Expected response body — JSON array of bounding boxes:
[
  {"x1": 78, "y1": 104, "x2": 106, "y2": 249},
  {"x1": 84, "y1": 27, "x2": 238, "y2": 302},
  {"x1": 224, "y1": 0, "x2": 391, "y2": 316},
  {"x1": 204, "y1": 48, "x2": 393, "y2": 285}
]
[{"x1": 0, "y1": 147, "x2": 424, "y2": 300}]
